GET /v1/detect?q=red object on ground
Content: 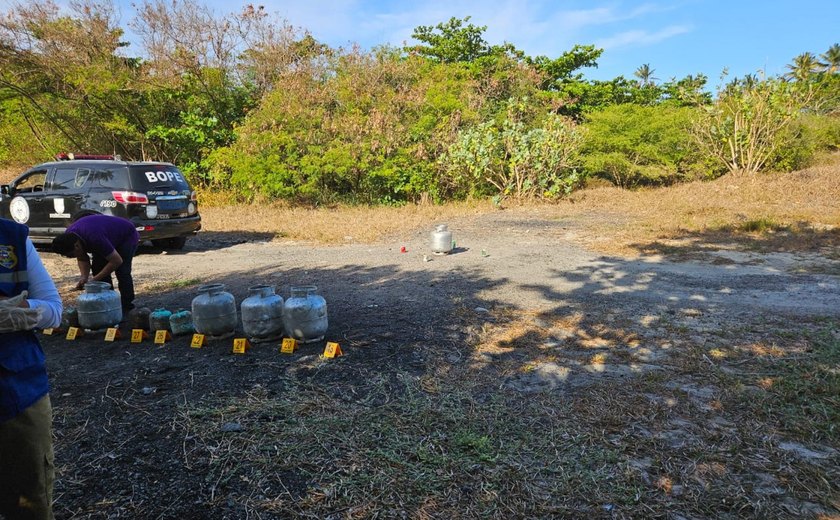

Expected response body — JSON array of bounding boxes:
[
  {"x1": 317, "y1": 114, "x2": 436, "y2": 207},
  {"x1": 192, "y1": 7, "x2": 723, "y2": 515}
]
[{"x1": 400, "y1": 246, "x2": 407, "y2": 253}]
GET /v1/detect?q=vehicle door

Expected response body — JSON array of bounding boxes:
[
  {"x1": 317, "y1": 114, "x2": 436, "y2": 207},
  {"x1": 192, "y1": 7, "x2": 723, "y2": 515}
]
[
  {"x1": 44, "y1": 165, "x2": 92, "y2": 230},
  {"x1": 0, "y1": 168, "x2": 52, "y2": 232}
]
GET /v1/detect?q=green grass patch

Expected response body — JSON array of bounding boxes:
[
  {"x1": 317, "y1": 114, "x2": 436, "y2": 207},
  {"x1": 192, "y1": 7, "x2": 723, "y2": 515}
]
[
  {"x1": 737, "y1": 217, "x2": 788, "y2": 234},
  {"x1": 147, "y1": 277, "x2": 203, "y2": 292}
]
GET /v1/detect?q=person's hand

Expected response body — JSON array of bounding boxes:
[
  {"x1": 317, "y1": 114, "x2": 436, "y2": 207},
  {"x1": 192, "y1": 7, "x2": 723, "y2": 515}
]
[
  {"x1": 75, "y1": 278, "x2": 87, "y2": 291},
  {"x1": 0, "y1": 290, "x2": 28, "y2": 308},
  {"x1": 0, "y1": 305, "x2": 42, "y2": 332}
]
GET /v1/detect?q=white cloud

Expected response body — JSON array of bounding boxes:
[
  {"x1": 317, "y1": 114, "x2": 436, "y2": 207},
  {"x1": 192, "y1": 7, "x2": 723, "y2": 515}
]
[{"x1": 595, "y1": 24, "x2": 691, "y2": 50}]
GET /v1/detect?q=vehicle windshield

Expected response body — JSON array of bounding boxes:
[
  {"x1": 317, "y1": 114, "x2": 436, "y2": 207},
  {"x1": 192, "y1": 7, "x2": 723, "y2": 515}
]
[{"x1": 129, "y1": 165, "x2": 191, "y2": 192}]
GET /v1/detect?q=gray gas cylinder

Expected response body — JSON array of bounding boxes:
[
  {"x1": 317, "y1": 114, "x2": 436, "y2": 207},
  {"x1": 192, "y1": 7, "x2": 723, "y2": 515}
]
[
  {"x1": 76, "y1": 281, "x2": 122, "y2": 330},
  {"x1": 241, "y1": 285, "x2": 285, "y2": 343},
  {"x1": 191, "y1": 283, "x2": 238, "y2": 337},
  {"x1": 431, "y1": 224, "x2": 453, "y2": 254},
  {"x1": 282, "y1": 285, "x2": 328, "y2": 343}
]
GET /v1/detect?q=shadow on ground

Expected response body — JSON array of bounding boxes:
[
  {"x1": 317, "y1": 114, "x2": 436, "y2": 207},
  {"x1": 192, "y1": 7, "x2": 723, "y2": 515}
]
[{"x1": 41, "y1": 246, "x2": 839, "y2": 519}]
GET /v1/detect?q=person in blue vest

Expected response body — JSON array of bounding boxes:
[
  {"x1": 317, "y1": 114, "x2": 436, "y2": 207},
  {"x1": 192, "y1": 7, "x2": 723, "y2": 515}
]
[{"x1": 0, "y1": 217, "x2": 63, "y2": 520}]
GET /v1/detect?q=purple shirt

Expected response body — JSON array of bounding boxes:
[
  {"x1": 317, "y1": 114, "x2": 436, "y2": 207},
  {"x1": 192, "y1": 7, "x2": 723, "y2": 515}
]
[{"x1": 66, "y1": 215, "x2": 140, "y2": 257}]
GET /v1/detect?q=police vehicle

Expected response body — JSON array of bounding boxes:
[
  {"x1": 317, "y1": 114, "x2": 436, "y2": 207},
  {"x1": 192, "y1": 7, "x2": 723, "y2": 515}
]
[{"x1": 0, "y1": 154, "x2": 201, "y2": 250}]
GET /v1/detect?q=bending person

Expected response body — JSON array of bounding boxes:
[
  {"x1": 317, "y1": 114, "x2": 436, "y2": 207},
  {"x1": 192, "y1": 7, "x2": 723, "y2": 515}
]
[
  {"x1": 51, "y1": 214, "x2": 140, "y2": 313},
  {"x1": 0, "y1": 217, "x2": 63, "y2": 520}
]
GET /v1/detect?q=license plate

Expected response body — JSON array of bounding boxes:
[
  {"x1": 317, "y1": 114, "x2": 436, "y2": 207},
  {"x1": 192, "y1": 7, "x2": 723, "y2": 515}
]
[{"x1": 156, "y1": 199, "x2": 186, "y2": 211}]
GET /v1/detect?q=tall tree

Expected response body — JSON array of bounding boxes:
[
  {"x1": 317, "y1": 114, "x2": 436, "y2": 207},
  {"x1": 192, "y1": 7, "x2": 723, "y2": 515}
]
[
  {"x1": 408, "y1": 16, "x2": 496, "y2": 63},
  {"x1": 633, "y1": 64, "x2": 658, "y2": 87},
  {"x1": 784, "y1": 52, "x2": 819, "y2": 81},
  {"x1": 818, "y1": 43, "x2": 840, "y2": 73}
]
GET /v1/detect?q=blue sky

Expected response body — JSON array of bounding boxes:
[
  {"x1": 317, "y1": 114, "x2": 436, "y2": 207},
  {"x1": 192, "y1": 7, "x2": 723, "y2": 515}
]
[
  {"x1": 201, "y1": 0, "x2": 838, "y2": 84},
  {"x1": 8, "y1": 0, "x2": 839, "y2": 85}
]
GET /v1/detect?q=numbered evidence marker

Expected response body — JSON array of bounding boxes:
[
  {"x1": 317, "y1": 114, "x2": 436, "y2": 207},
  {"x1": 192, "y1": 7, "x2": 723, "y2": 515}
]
[
  {"x1": 280, "y1": 337, "x2": 298, "y2": 354},
  {"x1": 323, "y1": 341, "x2": 343, "y2": 358},
  {"x1": 232, "y1": 338, "x2": 250, "y2": 354},
  {"x1": 190, "y1": 333, "x2": 206, "y2": 348},
  {"x1": 154, "y1": 330, "x2": 172, "y2": 345},
  {"x1": 65, "y1": 327, "x2": 82, "y2": 341},
  {"x1": 130, "y1": 329, "x2": 148, "y2": 344},
  {"x1": 104, "y1": 327, "x2": 121, "y2": 342},
  {"x1": 42, "y1": 328, "x2": 56, "y2": 335}
]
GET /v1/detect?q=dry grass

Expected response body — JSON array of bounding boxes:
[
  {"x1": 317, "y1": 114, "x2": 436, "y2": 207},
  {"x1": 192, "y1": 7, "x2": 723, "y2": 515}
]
[
  {"x1": 169, "y1": 318, "x2": 840, "y2": 518},
  {"x1": 198, "y1": 199, "x2": 496, "y2": 244},
  {"x1": 196, "y1": 153, "x2": 840, "y2": 255},
  {"x1": 553, "y1": 154, "x2": 840, "y2": 255},
  {"x1": 0, "y1": 165, "x2": 25, "y2": 184}
]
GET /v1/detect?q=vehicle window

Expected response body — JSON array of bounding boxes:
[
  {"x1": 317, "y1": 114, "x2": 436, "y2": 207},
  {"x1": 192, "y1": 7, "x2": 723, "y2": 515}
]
[
  {"x1": 51, "y1": 167, "x2": 77, "y2": 190},
  {"x1": 89, "y1": 167, "x2": 128, "y2": 189},
  {"x1": 129, "y1": 165, "x2": 191, "y2": 191},
  {"x1": 75, "y1": 168, "x2": 92, "y2": 188},
  {"x1": 14, "y1": 170, "x2": 47, "y2": 193}
]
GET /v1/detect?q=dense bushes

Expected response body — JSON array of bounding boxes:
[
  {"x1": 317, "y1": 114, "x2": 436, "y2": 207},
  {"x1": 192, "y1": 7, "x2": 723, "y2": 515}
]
[
  {"x1": 1, "y1": 3, "x2": 838, "y2": 203},
  {"x1": 580, "y1": 104, "x2": 708, "y2": 187}
]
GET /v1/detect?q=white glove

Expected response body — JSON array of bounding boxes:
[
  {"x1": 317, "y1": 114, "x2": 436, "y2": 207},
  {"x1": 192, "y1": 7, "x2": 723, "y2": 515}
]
[
  {"x1": 0, "y1": 290, "x2": 28, "y2": 308},
  {"x1": 0, "y1": 305, "x2": 42, "y2": 332}
]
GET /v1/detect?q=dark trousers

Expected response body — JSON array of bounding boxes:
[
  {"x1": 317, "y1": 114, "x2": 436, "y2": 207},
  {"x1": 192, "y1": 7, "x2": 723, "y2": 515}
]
[
  {"x1": 91, "y1": 242, "x2": 137, "y2": 312},
  {"x1": 0, "y1": 395, "x2": 54, "y2": 520}
]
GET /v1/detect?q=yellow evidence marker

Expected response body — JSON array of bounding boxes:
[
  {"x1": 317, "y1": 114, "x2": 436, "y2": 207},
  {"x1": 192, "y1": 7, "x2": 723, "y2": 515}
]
[
  {"x1": 232, "y1": 338, "x2": 250, "y2": 354},
  {"x1": 65, "y1": 327, "x2": 81, "y2": 341},
  {"x1": 131, "y1": 329, "x2": 147, "y2": 344},
  {"x1": 154, "y1": 330, "x2": 172, "y2": 345},
  {"x1": 323, "y1": 342, "x2": 343, "y2": 358},
  {"x1": 190, "y1": 334, "x2": 206, "y2": 348},
  {"x1": 280, "y1": 338, "x2": 298, "y2": 354},
  {"x1": 104, "y1": 328, "x2": 121, "y2": 342},
  {"x1": 42, "y1": 328, "x2": 55, "y2": 335}
]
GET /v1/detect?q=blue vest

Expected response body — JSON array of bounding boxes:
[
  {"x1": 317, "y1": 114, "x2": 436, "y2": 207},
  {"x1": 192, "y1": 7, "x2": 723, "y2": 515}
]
[{"x1": 0, "y1": 219, "x2": 49, "y2": 423}]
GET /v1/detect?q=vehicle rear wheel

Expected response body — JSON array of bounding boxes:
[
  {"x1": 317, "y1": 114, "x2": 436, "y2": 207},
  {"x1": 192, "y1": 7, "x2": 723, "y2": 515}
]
[{"x1": 152, "y1": 236, "x2": 187, "y2": 250}]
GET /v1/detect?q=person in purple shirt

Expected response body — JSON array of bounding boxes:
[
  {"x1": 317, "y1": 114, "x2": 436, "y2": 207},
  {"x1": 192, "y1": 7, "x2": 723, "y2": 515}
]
[{"x1": 51, "y1": 214, "x2": 140, "y2": 313}]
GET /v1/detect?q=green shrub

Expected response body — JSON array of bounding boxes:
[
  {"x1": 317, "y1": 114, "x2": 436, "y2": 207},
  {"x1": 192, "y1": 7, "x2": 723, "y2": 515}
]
[
  {"x1": 764, "y1": 114, "x2": 840, "y2": 172},
  {"x1": 442, "y1": 99, "x2": 585, "y2": 200},
  {"x1": 580, "y1": 104, "x2": 705, "y2": 187}
]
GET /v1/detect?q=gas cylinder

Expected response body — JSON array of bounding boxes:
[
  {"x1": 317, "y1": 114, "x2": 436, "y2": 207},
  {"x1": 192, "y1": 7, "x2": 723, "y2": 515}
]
[
  {"x1": 282, "y1": 285, "x2": 328, "y2": 343},
  {"x1": 191, "y1": 283, "x2": 237, "y2": 337},
  {"x1": 241, "y1": 285, "x2": 284, "y2": 343},
  {"x1": 149, "y1": 308, "x2": 172, "y2": 332},
  {"x1": 76, "y1": 281, "x2": 122, "y2": 330},
  {"x1": 169, "y1": 309, "x2": 194, "y2": 336},
  {"x1": 431, "y1": 224, "x2": 453, "y2": 255}
]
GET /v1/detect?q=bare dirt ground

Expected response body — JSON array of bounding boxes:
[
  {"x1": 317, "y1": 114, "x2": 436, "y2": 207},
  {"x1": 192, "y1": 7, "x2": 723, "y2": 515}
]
[{"x1": 37, "y1": 207, "x2": 839, "y2": 519}]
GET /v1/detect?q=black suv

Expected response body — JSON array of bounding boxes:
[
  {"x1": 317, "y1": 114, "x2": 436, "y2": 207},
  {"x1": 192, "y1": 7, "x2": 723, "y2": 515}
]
[{"x1": 0, "y1": 154, "x2": 201, "y2": 249}]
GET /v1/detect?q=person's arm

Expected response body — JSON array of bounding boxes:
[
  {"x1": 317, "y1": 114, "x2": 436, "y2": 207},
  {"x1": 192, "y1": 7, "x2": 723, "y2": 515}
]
[
  {"x1": 24, "y1": 238, "x2": 62, "y2": 328},
  {"x1": 75, "y1": 249, "x2": 92, "y2": 289},
  {"x1": 90, "y1": 249, "x2": 123, "y2": 282}
]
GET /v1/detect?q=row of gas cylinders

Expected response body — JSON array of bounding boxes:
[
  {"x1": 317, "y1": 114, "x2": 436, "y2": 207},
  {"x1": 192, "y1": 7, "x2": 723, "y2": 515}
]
[{"x1": 67, "y1": 282, "x2": 328, "y2": 343}]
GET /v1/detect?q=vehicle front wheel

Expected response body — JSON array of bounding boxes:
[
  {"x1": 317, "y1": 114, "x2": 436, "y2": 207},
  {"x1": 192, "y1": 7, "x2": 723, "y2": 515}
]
[{"x1": 152, "y1": 236, "x2": 187, "y2": 250}]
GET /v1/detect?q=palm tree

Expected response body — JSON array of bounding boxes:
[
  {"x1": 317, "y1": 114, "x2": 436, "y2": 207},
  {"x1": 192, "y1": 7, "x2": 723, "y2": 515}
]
[
  {"x1": 784, "y1": 52, "x2": 819, "y2": 82},
  {"x1": 633, "y1": 63, "x2": 658, "y2": 87},
  {"x1": 818, "y1": 43, "x2": 840, "y2": 73}
]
